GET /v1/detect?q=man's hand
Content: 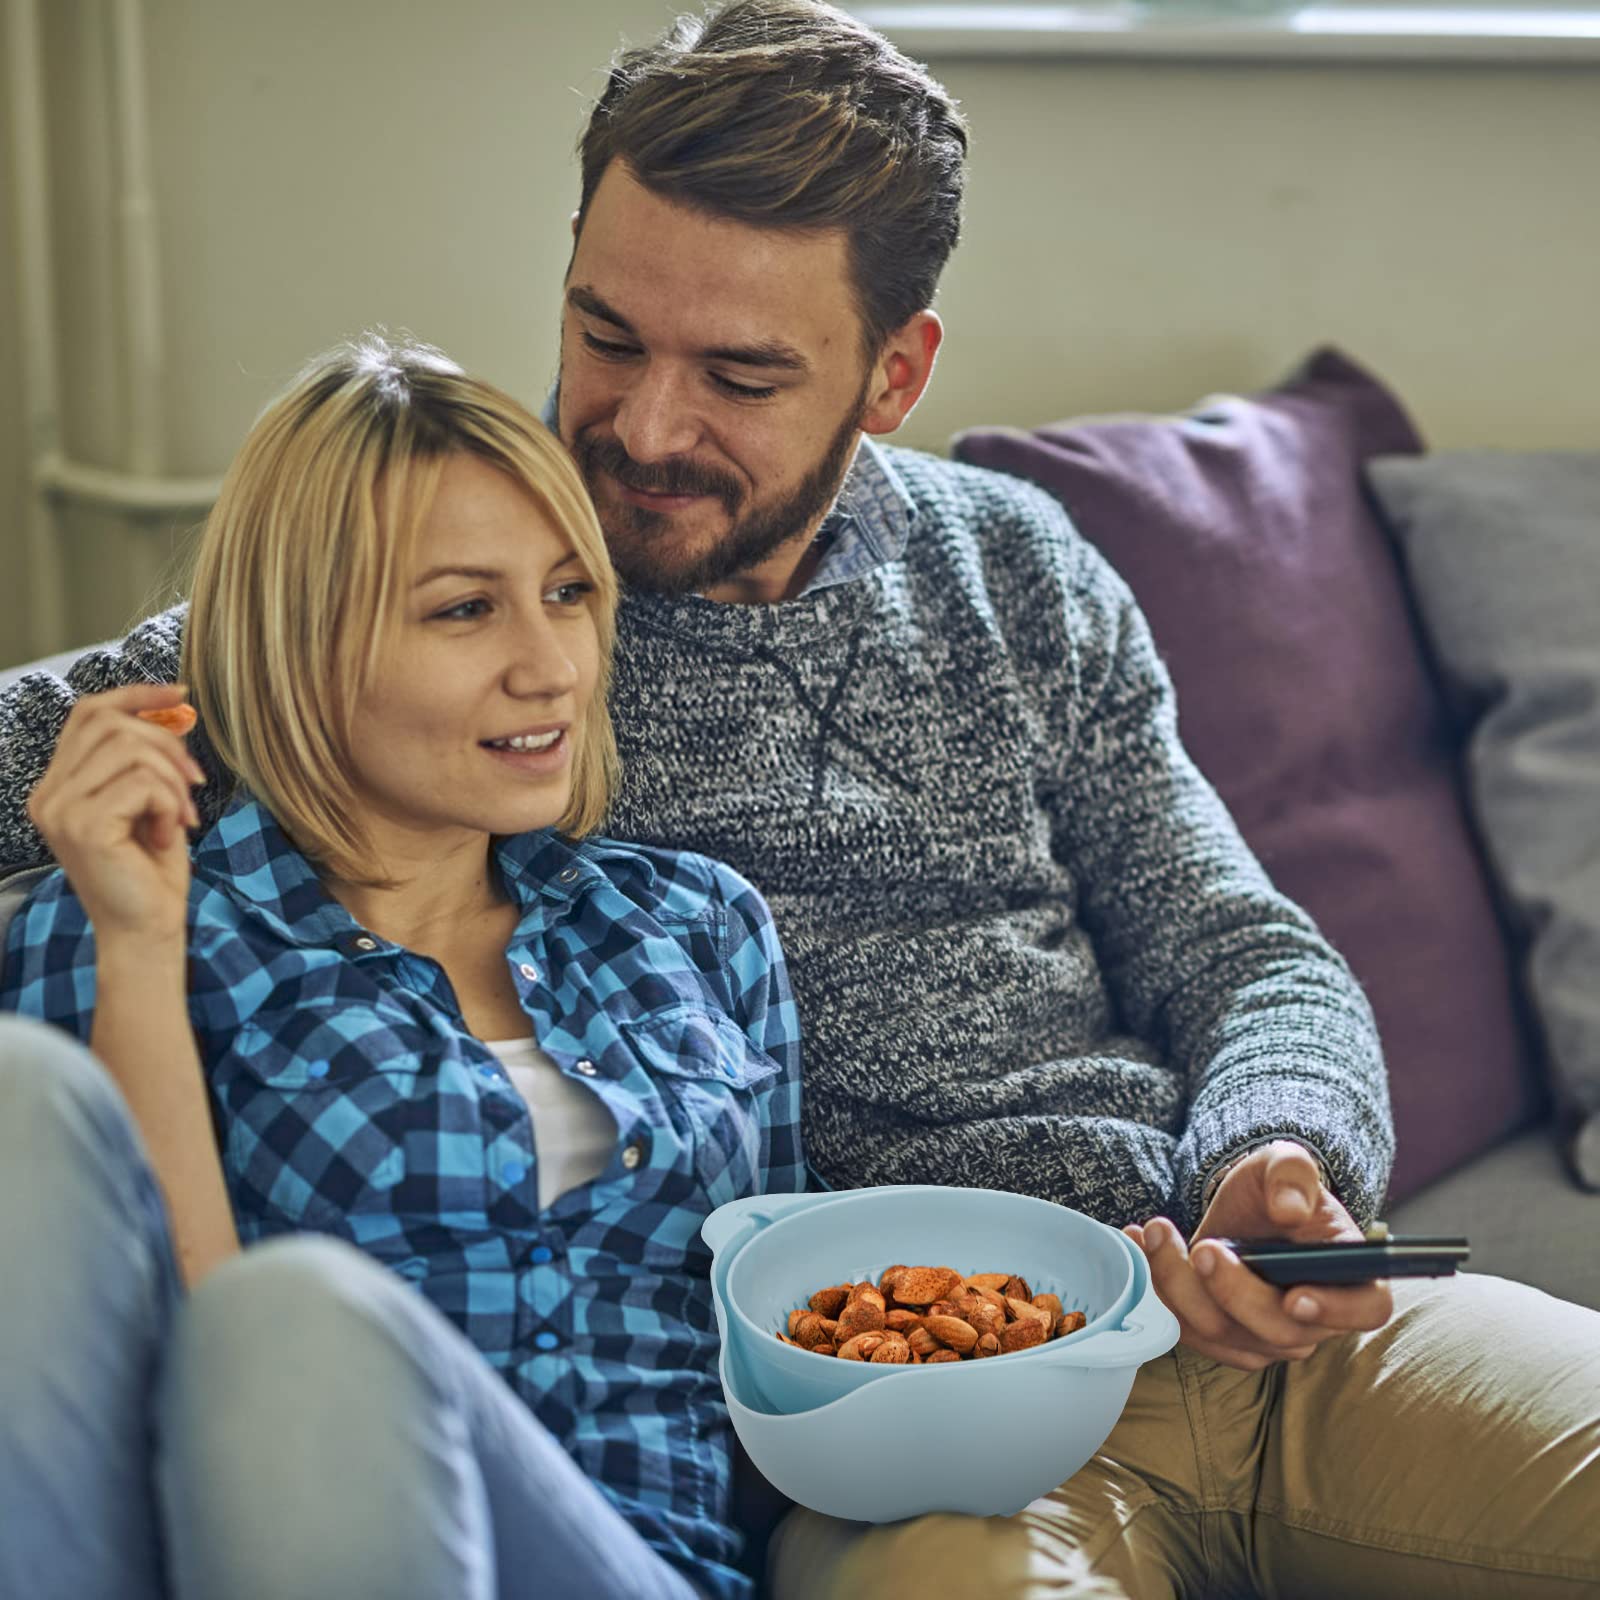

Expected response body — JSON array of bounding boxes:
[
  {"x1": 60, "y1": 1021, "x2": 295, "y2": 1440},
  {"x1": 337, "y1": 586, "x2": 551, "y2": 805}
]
[{"x1": 1125, "y1": 1140, "x2": 1393, "y2": 1371}]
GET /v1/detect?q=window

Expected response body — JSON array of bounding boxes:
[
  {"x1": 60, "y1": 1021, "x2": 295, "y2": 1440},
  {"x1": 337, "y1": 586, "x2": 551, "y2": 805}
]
[{"x1": 850, "y1": 1, "x2": 1600, "y2": 61}]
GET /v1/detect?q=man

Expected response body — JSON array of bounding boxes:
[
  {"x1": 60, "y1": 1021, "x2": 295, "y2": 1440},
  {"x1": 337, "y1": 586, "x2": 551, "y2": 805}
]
[{"x1": 1, "y1": 3, "x2": 1596, "y2": 1596}]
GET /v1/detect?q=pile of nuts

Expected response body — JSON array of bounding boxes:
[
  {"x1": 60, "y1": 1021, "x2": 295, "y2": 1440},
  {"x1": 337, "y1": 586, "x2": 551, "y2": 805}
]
[{"x1": 779, "y1": 1265, "x2": 1088, "y2": 1363}]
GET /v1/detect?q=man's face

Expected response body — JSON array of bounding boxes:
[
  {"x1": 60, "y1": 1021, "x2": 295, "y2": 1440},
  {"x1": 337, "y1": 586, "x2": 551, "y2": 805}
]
[{"x1": 559, "y1": 162, "x2": 873, "y2": 601}]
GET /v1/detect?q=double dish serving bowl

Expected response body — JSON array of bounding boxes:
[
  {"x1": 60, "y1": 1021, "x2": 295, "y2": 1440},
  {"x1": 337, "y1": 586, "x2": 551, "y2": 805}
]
[{"x1": 703, "y1": 1184, "x2": 1179, "y2": 1523}]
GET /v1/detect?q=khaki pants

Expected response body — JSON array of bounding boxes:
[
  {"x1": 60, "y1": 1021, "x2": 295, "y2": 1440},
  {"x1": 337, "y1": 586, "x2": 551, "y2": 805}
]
[{"x1": 769, "y1": 1274, "x2": 1600, "y2": 1598}]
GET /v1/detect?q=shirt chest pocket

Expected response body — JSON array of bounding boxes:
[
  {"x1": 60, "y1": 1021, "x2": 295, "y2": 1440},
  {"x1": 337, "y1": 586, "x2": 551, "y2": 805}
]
[
  {"x1": 215, "y1": 1004, "x2": 482, "y2": 1235},
  {"x1": 617, "y1": 1006, "x2": 780, "y2": 1208}
]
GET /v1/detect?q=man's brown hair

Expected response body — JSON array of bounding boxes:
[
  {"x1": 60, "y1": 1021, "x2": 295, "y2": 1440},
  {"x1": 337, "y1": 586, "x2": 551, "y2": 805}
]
[{"x1": 576, "y1": 0, "x2": 968, "y2": 357}]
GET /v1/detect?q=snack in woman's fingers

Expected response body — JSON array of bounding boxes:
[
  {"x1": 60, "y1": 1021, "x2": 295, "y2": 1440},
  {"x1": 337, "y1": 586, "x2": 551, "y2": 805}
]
[{"x1": 136, "y1": 703, "x2": 197, "y2": 736}]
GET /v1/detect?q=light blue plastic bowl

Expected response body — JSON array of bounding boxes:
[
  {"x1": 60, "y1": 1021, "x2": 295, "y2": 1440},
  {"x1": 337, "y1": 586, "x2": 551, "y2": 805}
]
[
  {"x1": 710, "y1": 1185, "x2": 1140, "y2": 1415},
  {"x1": 704, "y1": 1187, "x2": 1178, "y2": 1522}
]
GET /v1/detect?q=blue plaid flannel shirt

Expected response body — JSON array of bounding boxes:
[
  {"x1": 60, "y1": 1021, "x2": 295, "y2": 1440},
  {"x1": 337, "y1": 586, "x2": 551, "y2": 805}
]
[{"x1": 1, "y1": 793, "x2": 806, "y2": 1599}]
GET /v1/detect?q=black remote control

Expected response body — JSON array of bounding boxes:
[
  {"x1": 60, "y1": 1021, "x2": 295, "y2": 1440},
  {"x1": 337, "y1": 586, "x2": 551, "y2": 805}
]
[{"x1": 1214, "y1": 1231, "x2": 1470, "y2": 1286}]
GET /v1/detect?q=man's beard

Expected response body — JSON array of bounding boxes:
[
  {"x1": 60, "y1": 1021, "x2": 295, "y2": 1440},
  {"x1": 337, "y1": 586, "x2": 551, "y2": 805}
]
[{"x1": 568, "y1": 382, "x2": 868, "y2": 598}]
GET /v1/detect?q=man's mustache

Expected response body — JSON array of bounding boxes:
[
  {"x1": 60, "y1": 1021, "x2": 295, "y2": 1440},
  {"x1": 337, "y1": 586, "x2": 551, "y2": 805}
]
[{"x1": 574, "y1": 434, "x2": 742, "y2": 513}]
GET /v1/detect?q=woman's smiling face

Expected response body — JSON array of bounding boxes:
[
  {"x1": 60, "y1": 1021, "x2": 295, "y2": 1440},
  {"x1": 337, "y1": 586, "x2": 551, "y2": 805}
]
[{"x1": 344, "y1": 450, "x2": 602, "y2": 861}]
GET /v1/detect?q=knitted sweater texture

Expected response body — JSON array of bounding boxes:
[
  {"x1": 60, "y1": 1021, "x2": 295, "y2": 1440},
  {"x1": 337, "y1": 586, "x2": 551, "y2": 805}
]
[{"x1": 0, "y1": 448, "x2": 1392, "y2": 1232}]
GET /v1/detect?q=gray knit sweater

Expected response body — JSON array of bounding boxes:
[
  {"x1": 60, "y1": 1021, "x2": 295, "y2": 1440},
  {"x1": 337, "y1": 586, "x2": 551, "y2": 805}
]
[{"x1": 0, "y1": 448, "x2": 1392, "y2": 1233}]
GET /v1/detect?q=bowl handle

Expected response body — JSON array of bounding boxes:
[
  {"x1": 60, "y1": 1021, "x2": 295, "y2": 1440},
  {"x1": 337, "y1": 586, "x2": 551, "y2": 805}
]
[
  {"x1": 701, "y1": 1189, "x2": 839, "y2": 1259},
  {"x1": 1060, "y1": 1298, "x2": 1181, "y2": 1370}
]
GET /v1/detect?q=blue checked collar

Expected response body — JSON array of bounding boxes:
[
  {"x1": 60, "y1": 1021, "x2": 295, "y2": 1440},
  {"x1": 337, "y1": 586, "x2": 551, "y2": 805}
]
[
  {"x1": 539, "y1": 386, "x2": 915, "y2": 596},
  {"x1": 191, "y1": 793, "x2": 645, "y2": 952},
  {"x1": 807, "y1": 436, "x2": 915, "y2": 593}
]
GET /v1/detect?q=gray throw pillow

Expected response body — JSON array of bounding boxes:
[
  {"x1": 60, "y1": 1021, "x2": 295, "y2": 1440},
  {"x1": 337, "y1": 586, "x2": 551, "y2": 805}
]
[{"x1": 1368, "y1": 452, "x2": 1600, "y2": 1189}]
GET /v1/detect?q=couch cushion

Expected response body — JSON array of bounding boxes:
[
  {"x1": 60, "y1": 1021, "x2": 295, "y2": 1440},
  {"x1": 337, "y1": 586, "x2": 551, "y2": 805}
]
[
  {"x1": 0, "y1": 647, "x2": 91, "y2": 692},
  {"x1": 951, "y1": 349, "x2": 1545, "y2": 1204},
  {"x1": 0, "y1": 865, "x2": 52, "y2": 961},
  {"x1": 1388, "y1": 1128, "x2": 1600, "y2": 1310},
  {"x1": 1368, "y1": 452, "x2": 1600, "y2": 1189}
]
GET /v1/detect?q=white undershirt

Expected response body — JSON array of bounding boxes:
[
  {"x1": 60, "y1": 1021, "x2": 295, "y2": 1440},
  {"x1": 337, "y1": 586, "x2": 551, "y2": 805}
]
[{"x1": 483, "y1": 1036, "x2": 616, "y2": 1210}]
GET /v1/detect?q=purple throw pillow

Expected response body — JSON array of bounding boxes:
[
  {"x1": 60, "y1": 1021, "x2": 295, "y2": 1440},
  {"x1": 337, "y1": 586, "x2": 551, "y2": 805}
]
[{"x1": 952, "y1": 348, "x2": 1545, "y2": 1203}]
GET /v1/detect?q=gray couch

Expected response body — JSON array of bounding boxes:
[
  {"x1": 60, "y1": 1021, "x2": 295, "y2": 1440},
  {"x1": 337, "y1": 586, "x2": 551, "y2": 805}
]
[
  {"x1": 1371, "y1": 452, "x2": 1600, "y2": 1310},
  {"x1": 947, "y1": 364, "x2": 1600, "y2": 1316},
  {"x1": 4, "y1": 452, "x2": 1599, "y2": 1315}
]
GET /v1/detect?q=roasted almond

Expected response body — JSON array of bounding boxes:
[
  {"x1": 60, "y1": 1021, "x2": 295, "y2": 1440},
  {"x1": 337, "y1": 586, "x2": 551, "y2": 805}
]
[
  {"x1": 836, "y1": 1297, "x2": 888, "y2": 1339},
  {"x1": 999, "y1": 1317, "x2": 1047, "y2": 1354},
  {"x1": 791, "y1": 1311, "x2": 830, "y2": 1347},
  {"x1": 967, "y1": 1302, "x2": 1004, "y2": 1338},
  {"x1": 885, "y1": 1309, "x2": 923, "y2": 1334},
  {"x1": 836, "y1": 1331, "x2": 887, "y2": 1361},
  {"x1": 1055, "y1": 1311, "x2": 1088, "y2": 1339},
  {"x1": 923, "y1": 1314, "x2": 980, "y2": 1354},
  {"x1": 1003, "y1": 1275, "x2": 1033, "y2": 1303},
  {"x1": 1006, "y1": 1296, "x2": 1052, "y2": 1327},
  {"x1": 964, "y1": 1273, "x2": 1011, "y2": 1292},
  {"x1": 870, "y1": 1336, "x2": 913, "y2": 1364},
  {"x1": 891, "y1": 1267, "x2": 964, "y2": 1306},
  {"x1": 907, "y1": 1326, "x2": 941, "y2": 1359},
  {"x1": 1032, "y1": 1293, "x2": 1064, "y2": 1321},
  {"x1": 974, "y1": 1331, "x2": 1001, "y2": 1358},
  {"x1": 809, "y1": 1284, "x2": 852, "y2": 1318},
  {"x1": 969, "y1": 1284, "x2": 1009, "y2": 1316},
  {"x1": 924, "y1": 1348, "x2": 961, "y2": 1364}
]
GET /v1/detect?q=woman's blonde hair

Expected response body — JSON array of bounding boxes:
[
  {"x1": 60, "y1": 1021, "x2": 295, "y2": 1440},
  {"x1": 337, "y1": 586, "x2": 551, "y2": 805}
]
[{"x1": 182, "y1": 332, "x2": 620, "y2": 884}]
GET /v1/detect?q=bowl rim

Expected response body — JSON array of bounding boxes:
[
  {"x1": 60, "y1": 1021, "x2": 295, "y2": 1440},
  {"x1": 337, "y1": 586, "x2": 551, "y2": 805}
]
[{"x1": 719, "y1": 1184, "x2": 1138, "y2": 1378}]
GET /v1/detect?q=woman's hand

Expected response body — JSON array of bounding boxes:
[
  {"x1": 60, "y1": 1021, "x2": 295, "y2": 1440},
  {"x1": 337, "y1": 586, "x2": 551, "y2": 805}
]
[
  {"x1": 1125, "y1": 1141, "x2": 1394, "y2": 1372},
  {"x1": 26, "y1": 684, "x2": 206, "y2": 947}
]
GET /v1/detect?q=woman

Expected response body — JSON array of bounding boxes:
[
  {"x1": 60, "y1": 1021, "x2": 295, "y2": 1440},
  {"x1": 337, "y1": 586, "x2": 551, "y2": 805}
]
[{"x1": 0, "y1": 334, "x2": 803, "y2": 1600}]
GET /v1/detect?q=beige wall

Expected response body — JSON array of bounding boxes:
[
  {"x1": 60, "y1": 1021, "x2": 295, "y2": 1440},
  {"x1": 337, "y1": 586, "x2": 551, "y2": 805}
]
[
  {"x1": 0, "y1": 10, "x2": 27, "y2": 668},
  {"x1": 931, "y1": 53, "x2": 1600, "y2": 451},
  {"x1": 4, "y1": 1, "x2": 1598, "y2": 668}
]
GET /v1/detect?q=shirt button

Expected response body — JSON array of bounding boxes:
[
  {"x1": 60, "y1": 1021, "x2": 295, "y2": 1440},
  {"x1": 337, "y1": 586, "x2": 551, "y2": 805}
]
[
  {"x1": 307, "y1": 1061, "x2": 329, "y2": 1079},
  {"x1": 559, "y1": 868, "x2": 579, "y2": 883},
  {"x1": 530, "y1": 1245, "x2": 553, "y2": 1264},
  {"x1": 501, "y1": 1161, "x2": 528, "y2": 1186},
  {"x1": 353, "y1": 936, "x2": 378, "y2": 952},
  {"x1": 620, "y1": 1142, "x2": 644, "y2": 1171},
  {"x1": 518, "y1": 962, "x2": 539, "y2": 982},
  {"x1": 575, "y1": 1059, "x2": 597, "y2": 1077},
  {"x1": 533, "y1": 1331, "x2": 561, "y2": 1352}
]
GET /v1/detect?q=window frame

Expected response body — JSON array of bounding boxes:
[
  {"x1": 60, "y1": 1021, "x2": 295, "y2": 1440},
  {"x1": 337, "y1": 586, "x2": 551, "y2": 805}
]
[{"x1": 848, "y1": 2, "x2": 1600, "y2": 63}]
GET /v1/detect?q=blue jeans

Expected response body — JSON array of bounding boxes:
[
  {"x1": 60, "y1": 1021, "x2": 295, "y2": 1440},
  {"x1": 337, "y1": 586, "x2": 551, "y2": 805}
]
[{"x1": 0, "y1": 1015, "x2": 706, "y2": 1600}]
